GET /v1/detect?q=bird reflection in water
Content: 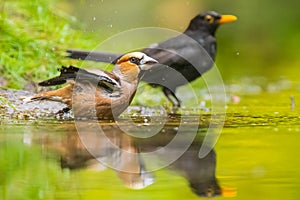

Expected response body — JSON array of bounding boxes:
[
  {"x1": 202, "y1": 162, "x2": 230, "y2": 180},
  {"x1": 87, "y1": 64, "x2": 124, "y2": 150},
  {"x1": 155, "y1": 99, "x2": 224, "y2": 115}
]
[{"x1": 58, "y1": 121, "x2": 221, "y2": 197}]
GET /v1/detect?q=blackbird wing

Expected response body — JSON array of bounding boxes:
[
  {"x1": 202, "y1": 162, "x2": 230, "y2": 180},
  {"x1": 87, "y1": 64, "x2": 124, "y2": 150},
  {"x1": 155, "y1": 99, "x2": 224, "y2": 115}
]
[
  {"x1": 140, "y1": 34, "x2": 215, "y2": 88},
  {"x1": 143, "y1": 33, "x2": 215, "y2": 71}
]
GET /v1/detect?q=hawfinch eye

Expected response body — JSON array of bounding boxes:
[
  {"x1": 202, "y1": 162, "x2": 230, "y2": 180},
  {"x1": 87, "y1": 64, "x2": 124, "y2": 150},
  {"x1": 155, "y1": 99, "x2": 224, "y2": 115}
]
[{"x1": 130, "y1": 57, "x2": 139, "y2": 64}]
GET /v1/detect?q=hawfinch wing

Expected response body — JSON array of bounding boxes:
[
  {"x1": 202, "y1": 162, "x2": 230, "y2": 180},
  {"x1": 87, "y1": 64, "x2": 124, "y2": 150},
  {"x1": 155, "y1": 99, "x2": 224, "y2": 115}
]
[{"x1": 39, "y1": 66, "x2": 121, "y2": 93}]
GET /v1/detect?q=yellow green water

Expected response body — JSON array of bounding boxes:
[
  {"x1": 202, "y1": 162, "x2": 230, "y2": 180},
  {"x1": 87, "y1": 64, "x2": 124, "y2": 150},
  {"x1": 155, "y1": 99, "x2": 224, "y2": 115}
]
[{"x1": 1, "y1": 101, "x2": 300, "y2": 200}]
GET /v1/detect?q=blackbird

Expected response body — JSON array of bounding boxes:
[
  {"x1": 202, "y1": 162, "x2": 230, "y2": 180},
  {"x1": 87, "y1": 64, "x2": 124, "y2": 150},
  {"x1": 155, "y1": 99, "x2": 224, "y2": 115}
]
[{"x1": 67, "y1": 11, "x2": 237, "y2": 107}]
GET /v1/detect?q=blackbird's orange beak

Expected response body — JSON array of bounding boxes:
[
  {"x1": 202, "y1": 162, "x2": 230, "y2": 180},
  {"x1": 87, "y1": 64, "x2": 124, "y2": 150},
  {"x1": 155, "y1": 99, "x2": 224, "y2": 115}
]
[{"x1": 218, "y1": 15, "x2": 237, "y2": 24}]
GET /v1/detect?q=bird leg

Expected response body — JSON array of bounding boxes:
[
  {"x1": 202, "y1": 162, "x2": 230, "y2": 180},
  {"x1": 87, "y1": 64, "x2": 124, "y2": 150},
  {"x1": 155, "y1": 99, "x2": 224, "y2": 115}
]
[
  {"x1": 162, "y1": 88, "x2": 181, "y2": 108},
  {"x1": 56, "y1": 107, "x2": 71, "y2": 115}
]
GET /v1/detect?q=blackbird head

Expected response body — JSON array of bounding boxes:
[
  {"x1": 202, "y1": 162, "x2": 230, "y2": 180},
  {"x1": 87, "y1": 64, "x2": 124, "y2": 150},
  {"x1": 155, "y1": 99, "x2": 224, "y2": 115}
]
[
  {"x1": 187, "y1": 11, "x2": 237, "y2": 36},
  {"x1": 114, "y1": 52, "x2": 158, "y2": 82}
]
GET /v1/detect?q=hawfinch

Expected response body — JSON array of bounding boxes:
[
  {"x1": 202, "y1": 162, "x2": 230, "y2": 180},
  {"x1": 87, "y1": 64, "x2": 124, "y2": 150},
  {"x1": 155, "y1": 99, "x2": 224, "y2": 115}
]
[{"x1": 25, "y1": 52, "x2": 158, "y2": 119}]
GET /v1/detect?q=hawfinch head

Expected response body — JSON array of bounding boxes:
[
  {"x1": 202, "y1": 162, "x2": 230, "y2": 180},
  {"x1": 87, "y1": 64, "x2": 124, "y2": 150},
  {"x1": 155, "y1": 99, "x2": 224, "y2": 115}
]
[{"x1": 114, "y1": 52, "x2": 158, "y2": 81}]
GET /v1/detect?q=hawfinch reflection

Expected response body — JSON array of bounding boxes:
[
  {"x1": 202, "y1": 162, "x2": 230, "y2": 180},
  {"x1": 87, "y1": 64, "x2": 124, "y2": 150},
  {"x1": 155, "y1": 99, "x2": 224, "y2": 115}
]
[{"x1": 25, "y1": 52, "x2": 158, "y2": 119}]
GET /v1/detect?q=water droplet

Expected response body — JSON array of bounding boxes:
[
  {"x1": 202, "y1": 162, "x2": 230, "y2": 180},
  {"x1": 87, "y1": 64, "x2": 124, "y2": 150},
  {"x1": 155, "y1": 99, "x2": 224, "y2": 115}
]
[
  {"x1": 37, "y1": 6, "x2": 42, "y2": 13},
  {"x1": 199, "y1": 101, "x2": 206, "y2": 107}
]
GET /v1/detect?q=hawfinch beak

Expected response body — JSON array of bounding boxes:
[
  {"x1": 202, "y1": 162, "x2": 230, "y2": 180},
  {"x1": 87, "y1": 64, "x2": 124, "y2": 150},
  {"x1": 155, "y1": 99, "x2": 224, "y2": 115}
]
[{"x1": 139, "y1": 55, "x2": 158, "y2": 70}]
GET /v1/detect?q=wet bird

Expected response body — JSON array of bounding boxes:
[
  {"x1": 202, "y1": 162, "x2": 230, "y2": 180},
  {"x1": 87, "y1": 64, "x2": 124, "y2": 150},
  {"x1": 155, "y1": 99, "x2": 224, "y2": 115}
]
[
  {"x1": 24, "y1": 52, "x2": 158, "y2": 119},
  {"x1": 66, "y1": 11, "x2": 237, "y2": 107}
]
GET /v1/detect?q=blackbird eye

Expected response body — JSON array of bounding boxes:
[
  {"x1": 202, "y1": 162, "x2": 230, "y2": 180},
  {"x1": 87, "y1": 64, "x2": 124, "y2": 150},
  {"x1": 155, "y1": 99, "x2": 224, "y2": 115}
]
[
  {"x1": 205, "y1": 15, "x2": 214, "y2": 23},
  {"x1": 130, "y1": 57, "x2": 139, "y2": 64}
]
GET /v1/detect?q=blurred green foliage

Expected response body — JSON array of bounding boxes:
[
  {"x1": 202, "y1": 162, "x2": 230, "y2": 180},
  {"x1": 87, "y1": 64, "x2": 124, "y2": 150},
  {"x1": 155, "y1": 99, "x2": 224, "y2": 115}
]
[{"x1": 0, "y1": 0, "x2": 95, "y2": 89}]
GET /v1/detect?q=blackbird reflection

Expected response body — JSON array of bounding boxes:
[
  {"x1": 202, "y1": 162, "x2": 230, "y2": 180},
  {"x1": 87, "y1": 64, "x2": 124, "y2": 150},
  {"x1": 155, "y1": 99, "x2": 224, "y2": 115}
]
[
  {"x1": 55, "y1": 121, "x2": 221, "y2": 197},
  {"x1": 171, "y1": 143, "x2": 220, "y2": 197}
]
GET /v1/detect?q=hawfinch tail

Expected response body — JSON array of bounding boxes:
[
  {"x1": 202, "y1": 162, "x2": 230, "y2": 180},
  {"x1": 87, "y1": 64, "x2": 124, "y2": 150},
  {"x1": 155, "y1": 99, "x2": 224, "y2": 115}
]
[{"x1": 25, "y1": 52, "x2": 158, "y2": 119}]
